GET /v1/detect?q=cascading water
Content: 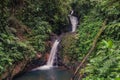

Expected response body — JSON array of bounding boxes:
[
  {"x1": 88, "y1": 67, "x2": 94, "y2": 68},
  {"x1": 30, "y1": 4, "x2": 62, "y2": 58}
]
[
  {"x1": 68, "y1": 10, "x2": 78, "y2": 32},
  {"x1": 46, "y1": 39, "x2": 60, "y2": 67},
  {"x1": 14, "y1": 10, "x2": 79, "y2": 80},
  {"x1": 33, "y1": 39, "x2": 60, "y2": 70},
  {"x1": 33, "y1": 10, "x2": 78, "y2": 71}
]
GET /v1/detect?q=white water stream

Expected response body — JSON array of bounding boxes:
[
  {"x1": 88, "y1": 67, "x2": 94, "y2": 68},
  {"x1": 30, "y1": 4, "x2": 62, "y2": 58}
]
[
  {"x1": 69, "y1": 16, "x2": 78, "y2": 32},
  {"x1": 33, "y1": 39, "x2": 60, "y2": 70},
  {"x1": 33, "y1": 10, "x2": 78, "y2": 71},
  {"x1": 69, "y1": 10, "x2": 78, "y2": 32},
  {"x1": 46, "y1": 39, "x2": 60, "y2": 66}
]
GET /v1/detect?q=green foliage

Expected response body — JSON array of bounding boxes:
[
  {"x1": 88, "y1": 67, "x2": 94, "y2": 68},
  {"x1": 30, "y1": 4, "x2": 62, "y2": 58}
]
[
  {"x1": 16, "y1": 0, "x2": 72, "y2": 34},
  {"x1": 61, "y1": 33, "x2": 79, "y2": 62},
  {"x1": 0, "y1": 33, "x2": 36, "y2": 74},
  {"x1": 0, "y1": 0, "x2": 53, "y2": 76},
  {"x1": 36, "y1": 0, "x2": 72, "y2": 33},
  {"x1": 29, "y1": 21, "x2": 52, "y2": 52},
  {"x1": 0, "y1": 0, "x2": 72, "y2": 77},
  {"x1": 70, "y1": 0, "x2": 120, "y2": 79},
  {"x1": 0, "y1": 0, "x2": 120, "y2": 79},
  {"x1": 0, "y1": 0, "x2": 9, "y2": 33},
  {"x1": 76, "y1": 15, "x2": 103, "y2": 59},
  {"x1": 59, "y1": 2, "x2": 120, "y2": 80},
  {"x1": 83, "y1": 40, "x2": 120, "y2": 80}
]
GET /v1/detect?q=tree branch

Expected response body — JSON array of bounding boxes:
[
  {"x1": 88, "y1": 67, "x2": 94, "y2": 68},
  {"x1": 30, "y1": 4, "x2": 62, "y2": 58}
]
[{"x1": 71, "y1": 19, "x2": 107, "y2": 80}]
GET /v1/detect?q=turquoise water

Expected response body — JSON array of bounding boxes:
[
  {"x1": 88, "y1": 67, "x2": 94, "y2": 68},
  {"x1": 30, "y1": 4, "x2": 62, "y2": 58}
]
[{"x1": 14, "y1": 68, "x2": 73, "y2": 80}]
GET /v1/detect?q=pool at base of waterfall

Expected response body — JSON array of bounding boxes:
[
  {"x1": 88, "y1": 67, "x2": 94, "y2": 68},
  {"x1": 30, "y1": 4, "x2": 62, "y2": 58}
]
[{"x1": 13, "y1": 67, "x2": 73, "y2": 80}]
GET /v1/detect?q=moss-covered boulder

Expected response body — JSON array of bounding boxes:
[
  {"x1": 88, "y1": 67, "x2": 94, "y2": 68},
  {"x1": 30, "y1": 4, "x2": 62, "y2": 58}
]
[{"x1": 60, "y1": 32, "x2": 79, "y2": 65}]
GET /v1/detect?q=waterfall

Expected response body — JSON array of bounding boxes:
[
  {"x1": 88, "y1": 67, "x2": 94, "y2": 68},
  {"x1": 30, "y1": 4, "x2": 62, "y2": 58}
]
[
  {"x1": 32, "y1": 10, "x2": 78, "y2": 71},
  {"x1": 69, "y1": 16, "x2": 78, "y2": 32},
  {"x1": 68, "y1": 10, "x2": 78, "y2": 32},
  {"x1": 33, "y1": 39, "x2": 60, "y2": 70},
  {"x1": 46, "y1": 39, "x2": 60, "y2": 66}
]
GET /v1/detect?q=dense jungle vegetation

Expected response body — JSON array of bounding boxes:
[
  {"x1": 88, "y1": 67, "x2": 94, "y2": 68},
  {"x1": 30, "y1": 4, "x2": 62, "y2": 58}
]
[{"x1": 0, "y1": 0, "x2": 120, "y2": 80}]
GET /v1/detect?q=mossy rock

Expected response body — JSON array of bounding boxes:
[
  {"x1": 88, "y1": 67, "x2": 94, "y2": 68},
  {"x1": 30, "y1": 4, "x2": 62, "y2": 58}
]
[{"x1": 60, "y1": 32, "x2": 79, "y2": 64}]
